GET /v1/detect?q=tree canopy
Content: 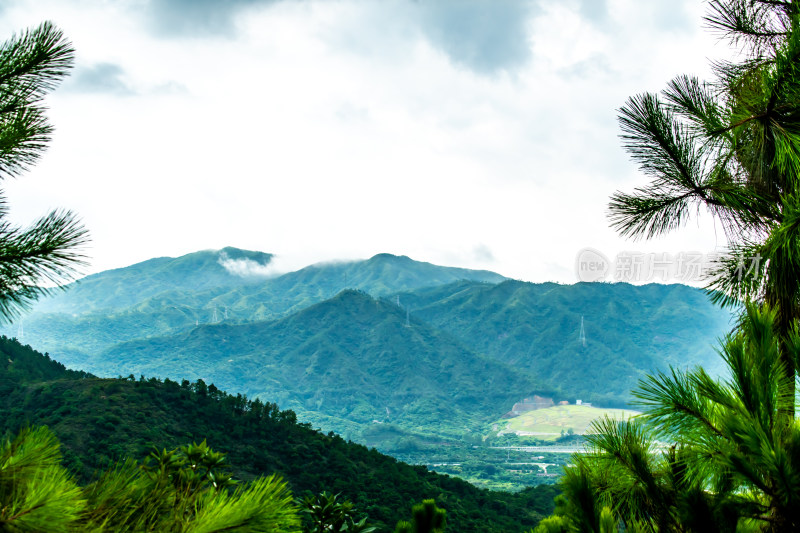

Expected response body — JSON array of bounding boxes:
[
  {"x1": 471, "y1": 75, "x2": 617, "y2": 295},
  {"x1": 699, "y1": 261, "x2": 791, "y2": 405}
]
[{"x1": 538, "y1": 1, "x2": 800, "y2": 531}]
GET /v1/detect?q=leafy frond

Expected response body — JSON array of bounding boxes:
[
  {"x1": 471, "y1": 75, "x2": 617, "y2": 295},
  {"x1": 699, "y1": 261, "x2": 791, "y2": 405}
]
[
  {"x1": 705, "y1": 242, "x2": 767, "y2": 308},
  {"x1": 705, "y1": 0, "x2": 793, "y2": 55},
  {"x1": 0, "y1": 207, "x2": 88, "y2": 322},
  {"x1": 760, "y1": 192, "x2": 800, "y2": 314},
  {"x1": 0, "y1": 21, "x2": 73, "y2": 97},
  {"x1": 580, "y1": 417, "x2": 677, "y2": 529},
  {"x1": 663, "y1": 75, "x2": 729, "y2": 145},
  {"x1": 0, "y1": 21, "x2": 73, "y2": 179},
  {"x1": 634, "y1": 367, "x2": 723, "y2": 441},
  {"x1": 0, "y1": 426, "x2": 85, "y2": 531},
  {"x1": 186, "y1": 474, "x2": 301, "y2": 533},
  {"x1": 610, "y1": 90, "x2": 773, "y2": 239}
]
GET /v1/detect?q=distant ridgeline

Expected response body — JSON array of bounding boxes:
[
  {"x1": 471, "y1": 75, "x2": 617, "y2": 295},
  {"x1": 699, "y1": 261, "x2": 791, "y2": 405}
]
[
  {"x1": 0, "y1": 337, "x2": 557, "y2": 532},
  {"x1": 3, "y1": 247, "x2": 733, "y2": 440}
]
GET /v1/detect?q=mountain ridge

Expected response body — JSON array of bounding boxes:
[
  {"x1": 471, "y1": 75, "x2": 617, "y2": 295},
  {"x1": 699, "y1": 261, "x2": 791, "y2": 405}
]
[
  {"x1": 391, "y1": 279, "x2": 733, "y2": 405},
  {"x1": 4, "y1": 247, "x2": 734, "y2": 443},
  {"x1": 91, "y1": 289, "x2": 543, "y2": 437}
]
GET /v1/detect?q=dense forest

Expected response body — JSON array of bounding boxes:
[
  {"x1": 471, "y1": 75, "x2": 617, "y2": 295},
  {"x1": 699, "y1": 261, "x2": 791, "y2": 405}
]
[{"x1": 1, "y1": 335, "x2": 558, "y2": 531}]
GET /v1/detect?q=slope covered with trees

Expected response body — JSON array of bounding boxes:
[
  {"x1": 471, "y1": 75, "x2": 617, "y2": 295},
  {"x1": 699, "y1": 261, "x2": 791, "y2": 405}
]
[
  {"x1": 86, "y1": 289, "x2": 543, "y2": 438},
  {"x1": 3, "y1": 250, "x2": 507, "y2": 366},
  {"x1": 395, "y1": 279, "x2": 733, "y2": 405},
  {"x1": 1, "y1": 336, "x2": 557, "y2": 532}
]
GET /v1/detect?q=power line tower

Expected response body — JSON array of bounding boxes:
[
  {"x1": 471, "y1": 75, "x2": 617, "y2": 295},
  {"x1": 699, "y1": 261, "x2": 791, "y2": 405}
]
[
  {"x1": 578, "y1": 316, "x2": 586, "y2": 347},
  {"x1": 212, "y1": 306, "x2": 218, "y2": 323}
]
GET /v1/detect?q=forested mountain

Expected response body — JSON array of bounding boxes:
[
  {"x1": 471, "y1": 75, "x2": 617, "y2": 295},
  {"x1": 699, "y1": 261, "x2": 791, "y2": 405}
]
[
  {"x1": 0, "y1": 336, "x2": 90, "y2": 394},
  {"x1": 87, "y1": 290, "x2": 542, "y2": 437},
  {"x1": 5, "y1": 248, "x2": 506, "y2": 366},
  {"x1": 392, "y1": 280, "x2": 733, "y2": 405},
  {"x1": 34, "y1": 247, "x2": 276, "y2": 314},
  {"x1": 0, "y1": 337, "x2": 557, "y2": 532},
  {"x1": 4, "y1": 247, "x2": 734, "y2": 440}
]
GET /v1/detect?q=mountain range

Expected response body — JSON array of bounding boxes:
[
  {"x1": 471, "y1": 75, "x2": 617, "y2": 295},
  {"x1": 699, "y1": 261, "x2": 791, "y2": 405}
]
[{"x1": 5, "y1": 247, "x2": 735, "y2": 441}]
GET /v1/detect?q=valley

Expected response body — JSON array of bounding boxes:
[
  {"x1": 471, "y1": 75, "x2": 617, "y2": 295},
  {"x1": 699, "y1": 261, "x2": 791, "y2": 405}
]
[{"x1": 4, "y1": 247, "x2": 735, "y2": 491}]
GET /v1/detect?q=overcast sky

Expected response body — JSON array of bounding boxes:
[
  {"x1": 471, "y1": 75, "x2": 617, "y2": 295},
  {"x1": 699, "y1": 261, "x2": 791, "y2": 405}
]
[{"x1": 0, "y1": 0, "x2": 737, "y2": 283}]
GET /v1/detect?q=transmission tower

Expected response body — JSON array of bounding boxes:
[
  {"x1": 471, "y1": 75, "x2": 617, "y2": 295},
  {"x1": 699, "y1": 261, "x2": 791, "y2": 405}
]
[
  {"x1": 578, "y1": 316, "x2": 586, "y2": 347},
  {"x1": 212, "y1": 306, "x2": 218, "y2": 323}
]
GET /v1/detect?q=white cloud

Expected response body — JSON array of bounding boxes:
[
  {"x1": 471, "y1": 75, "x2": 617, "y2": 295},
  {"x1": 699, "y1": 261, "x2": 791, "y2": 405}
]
[
  {"x1": 0, "y1": 0, "x2": 736, "y2": 283},
  {"x1": 217, "y1": 251, "x2": 279, "y2": 278}
]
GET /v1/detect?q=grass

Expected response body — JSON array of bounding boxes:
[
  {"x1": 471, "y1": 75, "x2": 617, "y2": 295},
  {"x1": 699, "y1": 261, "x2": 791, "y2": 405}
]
[{"x1": 499, "y1": 405, "x2": 640, "y2": 441}]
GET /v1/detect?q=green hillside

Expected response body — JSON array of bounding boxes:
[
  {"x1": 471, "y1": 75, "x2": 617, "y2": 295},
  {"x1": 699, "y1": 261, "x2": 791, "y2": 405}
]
[
  {"x1": 5, "y1": 249, "x2": 507, "y2": 366},
  {"x1": 499, "y1": 405, "x2": 641, "y2": 441},
  {"x1": 0, "y1": 336, "x2": 91, "y2": 393},
  {"x1": 87, "y1": 290, "x2": 541, "y2": 438},
  {"x1": 35, "y1": 247, "x2": 275, "y2": 314},
  {"x1": 0, "y1": 336, "x2": 557, "y2": 532},
  {"x1": 1, "y1": 249, "x2": 735, "y2": 446},
  {"x1": 394, "y1": 280, "x2": 733, "y2": 405}
]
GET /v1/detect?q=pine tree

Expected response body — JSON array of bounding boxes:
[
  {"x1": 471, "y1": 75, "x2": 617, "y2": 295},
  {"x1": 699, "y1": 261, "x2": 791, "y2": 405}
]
[
  {"x1": 0, "y1": 22, "x2": 88, "y2": 323},
  {"x1": 0, "y1": 426, "x2": 303, "y2": 532},
  {"x1": 299, "y1": 491, "x2": 376, "y2": 533},
  {"x1": 394, "y1": 499, "x2": 446, "y2": 533},
  {"x1": 609, "y1": 0, "x2": 800, "y2": 411},
  {"x1": 539, "y1": 305, "x2": 800, "y2": 532}
]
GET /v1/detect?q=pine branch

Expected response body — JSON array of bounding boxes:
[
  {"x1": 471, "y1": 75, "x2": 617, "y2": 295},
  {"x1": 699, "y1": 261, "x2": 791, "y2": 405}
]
[
  {"x1": 705, "y1": 0, "x2": 791, "y2": 55},
  {"x1": 0, "y1": 208, "x2": 88, "y2": 322},
  {"x1": 0, "y1": 21, "x2": 73, "y2": 98},
  {"x1": 0, "y1": 22, "x2": 73, "y2": 180}
]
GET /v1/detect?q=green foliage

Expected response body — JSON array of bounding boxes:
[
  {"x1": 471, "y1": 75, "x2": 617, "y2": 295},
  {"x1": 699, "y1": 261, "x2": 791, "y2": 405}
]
[
  {"x1": 299, "y1": 491, "x2": 376, "y2": 533},
  {"x1": 394, "y1": 500, "x2": 446, "y2": 533},
  {"x1": 0, "y1": 338, "x2": 555, "y2": 532},
  {"x1": 182, "y1": 475, "x2": 300, "y2": 532},
  {"x1": 0, "y1": 426, "x2": 85, "y2": 530},
  {"x1": 551, "y1": 2, "x2": 800, "y2": 531},
  {"x1": 609, "y1": 0, "x2": 800, "y2": 360},
  {"x1": 542, "y1": 305, "x2": 800, "y2": 531},
  {"x1": 0, "y1": 21, "x2": 88, "y2": 322},
  {"x1": 81, "y1": 440, "x2": 300, "y2": 532},
  {"x1": 531, "y1": 514, "x2": 570, "y2": 533},
  {"x1": 1, "y1": 425, "x2": 301, "y2": 532},
  {"x1": 394, "y1": 521, "x2": 413, "y2": 533}
]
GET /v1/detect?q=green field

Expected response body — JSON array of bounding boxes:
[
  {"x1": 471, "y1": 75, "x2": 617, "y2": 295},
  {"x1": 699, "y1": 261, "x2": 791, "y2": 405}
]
[{"x1": 498, "y1": 405, "x2": 641, "y2": 441}]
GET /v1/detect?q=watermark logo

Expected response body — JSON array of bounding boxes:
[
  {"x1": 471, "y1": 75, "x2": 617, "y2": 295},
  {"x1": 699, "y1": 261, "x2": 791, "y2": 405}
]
[
  {"x1": 574, "y1": 248, "x2": 761, "y2": 283},
  {"x1": 575, "y1": 248, "x2": 610, "y2": 282}
]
